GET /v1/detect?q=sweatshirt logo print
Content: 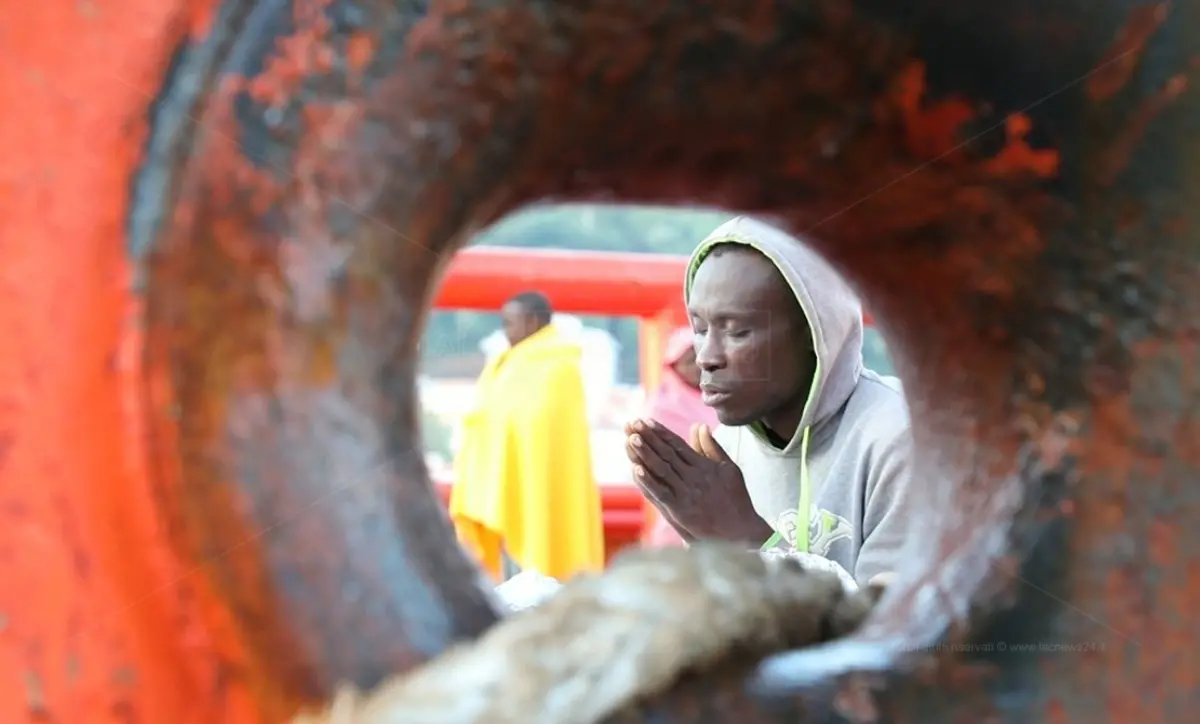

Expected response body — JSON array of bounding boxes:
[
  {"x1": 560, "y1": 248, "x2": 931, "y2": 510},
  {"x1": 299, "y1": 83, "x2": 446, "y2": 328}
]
[{"x1": 776, "y1": 505, "x2": 854, "y2": 556}]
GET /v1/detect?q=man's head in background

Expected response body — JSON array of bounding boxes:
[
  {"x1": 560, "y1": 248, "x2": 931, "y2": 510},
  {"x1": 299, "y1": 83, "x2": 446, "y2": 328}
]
[{"x1": 501, "y1": 291, "x2": 554, "y2": 347}]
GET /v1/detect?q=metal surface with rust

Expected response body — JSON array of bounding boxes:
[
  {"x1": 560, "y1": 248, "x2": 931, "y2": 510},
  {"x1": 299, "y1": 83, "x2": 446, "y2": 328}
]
[{"x1": 2, "y1": 0, "x2": 1199, "y2": 721}]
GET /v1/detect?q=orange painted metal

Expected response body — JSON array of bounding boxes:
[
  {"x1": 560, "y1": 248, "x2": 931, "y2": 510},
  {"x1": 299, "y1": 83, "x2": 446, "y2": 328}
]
[
  {"x1": 8, "y1": 0, "x2": 1192, "y2": 721},
  {"x1": 0, "y1": 2, "x2": 243, "y2": 724}
]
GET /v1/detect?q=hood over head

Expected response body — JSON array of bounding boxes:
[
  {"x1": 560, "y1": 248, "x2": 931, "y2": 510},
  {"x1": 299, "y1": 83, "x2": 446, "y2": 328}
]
[{"x1": 684, "y1": 216, "x2": 864, "y2": 447}]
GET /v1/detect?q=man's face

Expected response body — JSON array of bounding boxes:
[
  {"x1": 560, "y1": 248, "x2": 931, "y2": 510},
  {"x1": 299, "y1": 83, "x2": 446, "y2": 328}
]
[
  {"x1": 501, "y1": 302, "x2": 537, "y2": 347},
  {"x1": 687, "y1": 248, "x2": 813, "y2": 430}
]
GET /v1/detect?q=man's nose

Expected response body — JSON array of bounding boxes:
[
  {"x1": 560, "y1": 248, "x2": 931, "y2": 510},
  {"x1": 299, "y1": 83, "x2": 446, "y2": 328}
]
[{"x1": 695, "y1": 337, "x2": 724, "y2": 371}]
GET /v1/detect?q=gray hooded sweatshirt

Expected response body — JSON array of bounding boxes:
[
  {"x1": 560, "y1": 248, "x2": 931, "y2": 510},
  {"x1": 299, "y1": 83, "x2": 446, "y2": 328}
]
[{"x1": 685, "y1": 217, "x2": 916, "y2": 584}]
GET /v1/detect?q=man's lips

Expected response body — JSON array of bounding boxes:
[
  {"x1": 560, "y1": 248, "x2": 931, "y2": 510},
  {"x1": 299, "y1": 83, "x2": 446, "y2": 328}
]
[{"x1": 700, "y1": 384, "x2": 732, "y2": 405}]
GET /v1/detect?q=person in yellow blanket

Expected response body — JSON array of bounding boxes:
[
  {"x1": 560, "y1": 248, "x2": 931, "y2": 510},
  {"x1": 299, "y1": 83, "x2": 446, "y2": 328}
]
[{"x1": 449, "y1": 291, "x2": 605, "y2": 582}]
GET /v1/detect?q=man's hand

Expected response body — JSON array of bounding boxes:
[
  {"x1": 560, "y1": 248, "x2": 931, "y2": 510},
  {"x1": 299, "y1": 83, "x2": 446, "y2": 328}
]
[{"x1": 624, "y1": 418, "x2": 775, "y2": 545}]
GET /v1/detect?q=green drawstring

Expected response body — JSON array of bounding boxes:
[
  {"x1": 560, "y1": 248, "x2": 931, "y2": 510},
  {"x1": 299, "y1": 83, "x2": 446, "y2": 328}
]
[{"x1": 759, "y1": 426, "x2": 812, "y2": 553}]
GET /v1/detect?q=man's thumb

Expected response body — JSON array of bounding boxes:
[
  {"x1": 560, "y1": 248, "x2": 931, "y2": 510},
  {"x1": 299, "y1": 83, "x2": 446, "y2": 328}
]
[{"x1": 696, "y1": 424, "x2": 731, "y2": 462}]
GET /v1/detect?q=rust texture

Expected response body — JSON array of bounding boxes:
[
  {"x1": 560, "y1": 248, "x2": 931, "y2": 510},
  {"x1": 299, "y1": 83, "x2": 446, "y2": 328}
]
[{"x1": 130, "y1": 0, "x2": 1200, "y2": 721}]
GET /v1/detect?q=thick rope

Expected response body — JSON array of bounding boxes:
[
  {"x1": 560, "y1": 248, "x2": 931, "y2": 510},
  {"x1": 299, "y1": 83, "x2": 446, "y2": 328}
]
[{"x1": 293, "y1": 544, "x2": 884, "y2": 724}]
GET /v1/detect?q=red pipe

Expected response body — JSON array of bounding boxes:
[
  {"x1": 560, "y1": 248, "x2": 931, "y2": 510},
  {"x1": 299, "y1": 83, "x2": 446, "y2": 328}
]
[
  {"x1": 435, "y1": 246, "x2": 689, "y2": 317},
  {"x1": 437, "y1": 245, "x2": 873, "y2": 324}
]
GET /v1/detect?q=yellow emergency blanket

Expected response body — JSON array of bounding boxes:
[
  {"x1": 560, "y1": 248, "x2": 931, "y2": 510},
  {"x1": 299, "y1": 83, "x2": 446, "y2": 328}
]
[{"x1": 449, "y1": 325, "x2": 604, "y2": 581}]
